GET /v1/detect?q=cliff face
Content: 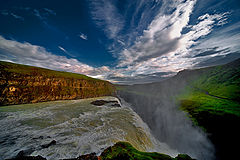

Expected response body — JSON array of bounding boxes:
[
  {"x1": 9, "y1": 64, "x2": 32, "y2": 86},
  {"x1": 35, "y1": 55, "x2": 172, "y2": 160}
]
[{"x1": 0, "y1": 61, "x2": 115, "y2": 105}]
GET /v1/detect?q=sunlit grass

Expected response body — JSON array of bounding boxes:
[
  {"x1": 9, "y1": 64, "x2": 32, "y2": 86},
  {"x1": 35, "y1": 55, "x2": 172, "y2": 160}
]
[
  {"x1": 100, "y1": 141, "x2": 193, "y2": 160},
  {"x1": 0, "y1": 61, "x2": 97, "y2": 80},
  {"x1": 179, "y1": 91, "x2": 240, "y2": 117}
]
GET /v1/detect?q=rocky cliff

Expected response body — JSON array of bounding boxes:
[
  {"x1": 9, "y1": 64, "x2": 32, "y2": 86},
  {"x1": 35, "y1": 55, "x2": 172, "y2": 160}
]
[{"x1": 0, "y1": 61, "x2": 115, "y2": 105}]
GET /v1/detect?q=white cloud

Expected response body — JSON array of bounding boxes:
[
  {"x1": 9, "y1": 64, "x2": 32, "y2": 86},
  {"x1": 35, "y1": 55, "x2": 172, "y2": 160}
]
[
  {"x1": 0, "y1": 35, "x2": 110, "y2": 78},
  {"x1": 117, "y1": 0, "x2": 197, "y2": 67},
  {"x1": 79, "y1": 33, "x2": 88, "y2": 40},
  {"x1": 181, "y1": 12, "x2": 230, "y2": 49},
  {"x1": 1, "y1": 1, "x2": 238, "y2": 84},
  {"x1": 194, "y1": 21, "x2": 240, "y2": 50},
  {"x1": 113, "y1": 0, "x2": 233, "y2": 81}
]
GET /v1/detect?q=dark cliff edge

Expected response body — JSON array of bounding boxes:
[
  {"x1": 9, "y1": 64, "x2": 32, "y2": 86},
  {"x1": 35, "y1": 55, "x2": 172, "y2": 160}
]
[{"x1": 0, "y1": 61, "x2": 115, "y2": 106}]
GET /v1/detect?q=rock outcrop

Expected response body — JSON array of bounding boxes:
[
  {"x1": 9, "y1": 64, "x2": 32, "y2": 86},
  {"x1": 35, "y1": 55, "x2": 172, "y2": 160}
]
[{"x1": 0, "y1": 61, "x2": 115, "y2": 105}]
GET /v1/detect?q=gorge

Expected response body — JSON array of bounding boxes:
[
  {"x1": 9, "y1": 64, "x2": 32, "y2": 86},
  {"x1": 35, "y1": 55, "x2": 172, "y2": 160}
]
[{"x1": 1, "y1": 59, "x2": 240, "y2": 160}]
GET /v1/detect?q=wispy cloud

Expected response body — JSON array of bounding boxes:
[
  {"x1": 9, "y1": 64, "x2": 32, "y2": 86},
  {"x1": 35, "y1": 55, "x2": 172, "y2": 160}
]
[
  {"x1": 58, "y1": 46, "x2": 67, "y2": 53},
  {"x1": 0, "y1": 35, "x2": 110, "y2": 78},
  {"x1": 96, "y1": 0, "x2": 240, "y2": 84},
  {"x1": 58, "y1": 46, "x2": 76, "y2": 58},
  {"x1": 117, "y1": 0, "x2": 198, "y2": 67},
  {"x1": 89, "y1": 0, "x2": 124, "y2": 39},
  {"x1": 31, "y1": 8, "x2": 63, "y2": 34},
  {"x1": 1, "y1": 1, "x2": 239, "y2": 84},
  {"x1": 110, "y1": 0, "x2": 235, "y2": 81},
  {"x1": 10, "y1": 13, "x2": 24, "y2": 21},
  {"x1": 79, "y1": 33, "x2": 88, "y2": 40},
  {"x1": 33, "y1": 9, "x2": 45, "y2": 20}
]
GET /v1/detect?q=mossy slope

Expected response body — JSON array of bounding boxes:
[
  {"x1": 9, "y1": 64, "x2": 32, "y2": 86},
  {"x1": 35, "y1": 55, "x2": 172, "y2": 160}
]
[
  {"x1": 176, "y1": 60, "x2": 240, "y2": 160},
  {"x1": 177, "y1": 59, "x2": 240, "y2": 128},
  {"x1": 100, "y1": 142, "x2": 194, "y2": 160}
]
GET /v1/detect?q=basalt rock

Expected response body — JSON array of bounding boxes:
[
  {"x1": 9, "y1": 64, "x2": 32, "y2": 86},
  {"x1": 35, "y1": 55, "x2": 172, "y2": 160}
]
[
  {"x1": 62, "y1": 153, "x2": 99, "y2": 160},
  {"x1": 41, "y1": 140, "x2": 56, "y2": 148},
  {"x1": 0, "y1": 61, "x2": 115, "y2": 106},
  {"x1": 90, "y1": 100, "x2": 119, "y2": 106}
]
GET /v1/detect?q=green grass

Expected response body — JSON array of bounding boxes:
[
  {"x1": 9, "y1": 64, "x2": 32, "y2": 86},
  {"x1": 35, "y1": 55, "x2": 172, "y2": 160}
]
[
  {"x1": 190, "y1": 65, "x2": 240, "y2": 100},
  {"x1": 177, "y1": 68, "x2": 240, "y2": 127},
  {"x1": 100, "y1": 142, "x2": 194, "y2": 160},
  {"x1": 179, "y1": 90, "x2": 240, "y2": 116},
  {"x1": 0, "y1": 61, "x2": 99, "y2": 81},
  {"x1": 173, "y1": 60, "x2": 240, "y2": 129}
]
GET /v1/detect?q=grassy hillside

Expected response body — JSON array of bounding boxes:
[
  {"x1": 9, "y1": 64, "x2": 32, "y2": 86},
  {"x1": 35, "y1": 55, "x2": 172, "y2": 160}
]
[
  {"x1": 0, "y1": 61, "x2": 115, "y2": 105},
  {"x1": 177, "y1": 59, "x2": 240, "y2": 124}
]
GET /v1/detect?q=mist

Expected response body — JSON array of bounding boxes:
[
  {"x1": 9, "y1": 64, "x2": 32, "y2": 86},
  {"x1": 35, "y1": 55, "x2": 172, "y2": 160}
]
[{"x1": 117, "y1": 76, "x2": 215, "y2": 160}]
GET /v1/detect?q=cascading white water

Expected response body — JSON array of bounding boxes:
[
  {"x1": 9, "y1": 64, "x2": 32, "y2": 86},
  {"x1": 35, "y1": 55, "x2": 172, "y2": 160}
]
[
  {"x1": 118, "y1": 90, "x2": 215, "y2": 160},
  {"x1": 0, "y1": 96, "x2": 178, "y2": 160}
]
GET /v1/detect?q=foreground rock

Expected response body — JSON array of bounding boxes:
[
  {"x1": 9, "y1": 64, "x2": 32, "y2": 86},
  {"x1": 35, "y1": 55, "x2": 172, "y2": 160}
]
[
  {"x1": 6, "y1": 142, "x2": 195, "y2": 160},
  {"x1": 41, "y1": 140, "x2": 56, "y2": 148},
  {"x1": 6, "y1": 155, "x2": 46, "y2": 160},
  {"x1": 62, "y1": 153, "x2": 98, "y2": 160},
  {"x1": 90, "y1": 100, "x2": 120, "y2": 107}
]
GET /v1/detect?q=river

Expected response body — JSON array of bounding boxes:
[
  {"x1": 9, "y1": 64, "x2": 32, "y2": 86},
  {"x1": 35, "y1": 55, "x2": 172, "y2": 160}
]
[{"x1": 0, "y1": 96, "x2": 178, "y2": 160}]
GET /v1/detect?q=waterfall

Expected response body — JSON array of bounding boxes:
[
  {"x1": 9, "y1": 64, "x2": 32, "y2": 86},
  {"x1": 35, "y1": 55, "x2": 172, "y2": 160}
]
[{"x1": 118, "y1": 88, "x2": 215, "y2": 160}]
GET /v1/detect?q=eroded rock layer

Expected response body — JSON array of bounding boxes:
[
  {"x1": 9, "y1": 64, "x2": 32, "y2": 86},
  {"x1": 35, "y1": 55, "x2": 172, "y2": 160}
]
[{"x1": 0, "y1": 61, "x2": 115, "y2": 105}]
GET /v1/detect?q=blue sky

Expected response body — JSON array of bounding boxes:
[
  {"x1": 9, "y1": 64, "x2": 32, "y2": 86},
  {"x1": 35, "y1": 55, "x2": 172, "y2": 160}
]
[{"x1": 0, "y1": 0, "x2": 240, "y2": 84}]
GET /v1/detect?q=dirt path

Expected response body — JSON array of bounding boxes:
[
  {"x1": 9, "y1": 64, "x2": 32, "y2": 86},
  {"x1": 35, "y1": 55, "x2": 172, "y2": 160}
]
[
  {"x1": 194, "y1": 87, "x2": 231, "y2": 100},
  {"x1": 204, "y1": 90, "x2": 231, "y2": 100}
]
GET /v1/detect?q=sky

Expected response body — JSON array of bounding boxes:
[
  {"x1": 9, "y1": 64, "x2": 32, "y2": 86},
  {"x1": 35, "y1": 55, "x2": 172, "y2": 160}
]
[{"x1": 0, "y1": 0, "x2": 240, "y2": 84}]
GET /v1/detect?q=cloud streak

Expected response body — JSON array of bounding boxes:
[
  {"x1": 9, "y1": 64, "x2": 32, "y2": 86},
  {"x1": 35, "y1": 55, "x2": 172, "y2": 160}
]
[
  {"x1": 58, "y1": 46, "x2": 76, "y2": 57},
  {"x1": 0, "y1": 10, "x2": 24, "y2": 21},
  {"x1": 79, "y1": 33, "x2": 88, "y2": 40}
]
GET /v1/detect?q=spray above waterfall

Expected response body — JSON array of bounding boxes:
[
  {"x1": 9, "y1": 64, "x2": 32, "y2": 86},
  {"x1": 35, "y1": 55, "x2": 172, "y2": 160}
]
[{"x1": 118, "y1": 81, "x2": 215, "y2": 160}]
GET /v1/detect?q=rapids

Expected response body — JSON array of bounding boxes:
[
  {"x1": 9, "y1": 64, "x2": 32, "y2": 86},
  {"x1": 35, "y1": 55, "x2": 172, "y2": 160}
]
[{"x1": 0, "y1": 96, "x2": 178, "y2": 160}]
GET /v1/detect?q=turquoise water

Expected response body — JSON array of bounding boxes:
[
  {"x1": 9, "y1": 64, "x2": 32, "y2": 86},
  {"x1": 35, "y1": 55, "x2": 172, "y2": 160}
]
[{"x1": 0, "y1": 97, "x2": 177, "y2": 159}]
